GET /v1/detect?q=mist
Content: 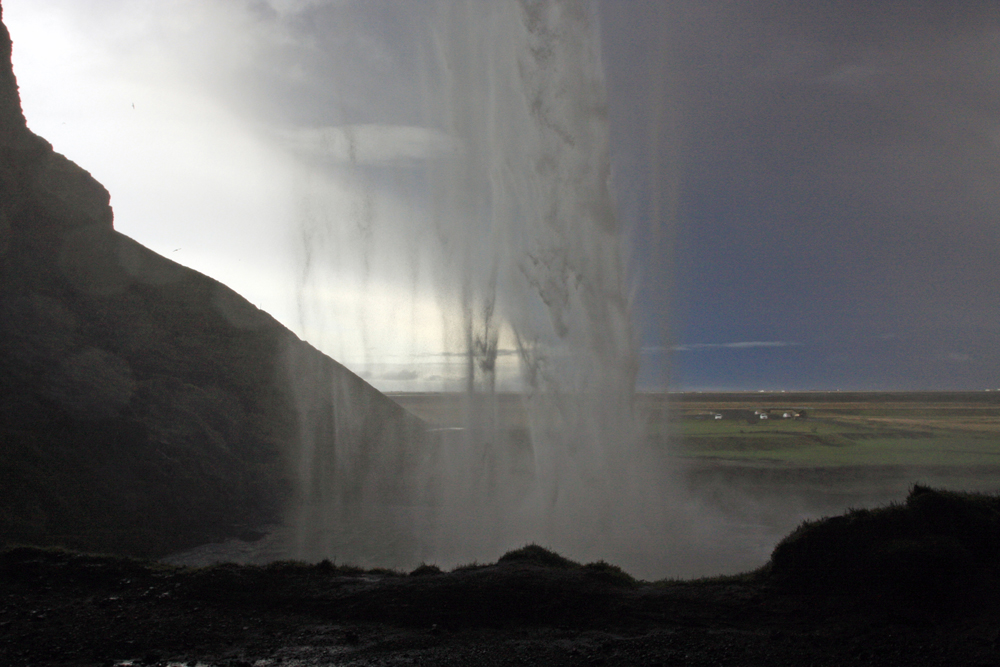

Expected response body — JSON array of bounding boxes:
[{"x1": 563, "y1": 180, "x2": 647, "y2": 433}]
[
  {"x1": 13, "y1": 0, "x2": 988, "y2": 581},
  {"x1": 1, "y1": 0, "x2": 808, "y2": 581}
]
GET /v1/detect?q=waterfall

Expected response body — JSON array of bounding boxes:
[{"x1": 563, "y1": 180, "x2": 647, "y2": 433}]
[{"x1": 290, "y1": 0, "x2": 678, "y2": 579}]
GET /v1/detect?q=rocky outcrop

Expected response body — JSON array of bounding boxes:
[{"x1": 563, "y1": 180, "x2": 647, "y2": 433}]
[{"x1": 0, "y1": 3, "x2": 426, "y2": 558}]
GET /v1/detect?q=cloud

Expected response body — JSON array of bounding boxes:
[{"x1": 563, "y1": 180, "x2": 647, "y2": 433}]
[
  {"x1": 659, "y1": 0, "x2": 1000, "y2": 386},
  {"x1": 266, "y1": 0, "x2": 347, "y2": 17},
  {"x1": 273, "y1": 124, "x2": 459, "y2": 165},
  {"x1": 671, "y1": 341, "x2": 804, "y2": 352},
  {"x1": 380, "y1": 369, "x2": 419, "y2": 381},
  {"x1": 432, "y1": 349, "x2": 520, "y2": 359}
]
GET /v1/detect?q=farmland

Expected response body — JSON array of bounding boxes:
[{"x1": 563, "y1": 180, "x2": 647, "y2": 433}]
[{"x1": 656, "y1": 391, "x2": 1000, "y2": 468}]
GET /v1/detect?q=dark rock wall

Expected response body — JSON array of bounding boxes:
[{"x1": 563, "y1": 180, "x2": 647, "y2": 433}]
[
  {"x1": 0, "y1": 3, "x2": 426, "y2": 558},
  {"x1": 0, "y1": 4, "x2": 25, "y2": 143}
]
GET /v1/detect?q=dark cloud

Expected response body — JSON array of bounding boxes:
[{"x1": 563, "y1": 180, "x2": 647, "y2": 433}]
[
  {"x1": 606, "y1": 1, "x2": 1000, "y2": 388},
  {"x1": 673, "y1": 341, "x2": 803, "y2": 352},
  {"x1": 10, "y1": 0, "x2": 996, "y2": 390}
]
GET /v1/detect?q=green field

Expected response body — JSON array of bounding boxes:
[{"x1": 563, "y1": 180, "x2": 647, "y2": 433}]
[
  {"x1": 662, "y1": 392, "x2": 1000, "y2": 468},
  {"x1": 672, "y1": 413, "x2": 1000, "y2": 467}
]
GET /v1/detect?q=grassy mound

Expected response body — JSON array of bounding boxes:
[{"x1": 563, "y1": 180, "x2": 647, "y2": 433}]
[
  {"x1": 498, "y1": 544, "x2": 579, "y2": 569},
  {"x1": 768, "y1": 485, "x2": 1000, "y2": 606},
  {"x1": 497, "y1": 544, "x2": 638, "y2": 588}
]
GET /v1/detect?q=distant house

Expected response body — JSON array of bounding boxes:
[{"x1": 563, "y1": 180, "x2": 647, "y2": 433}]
[{"x1": 713, "y1": 413, "x2": 723, "y2": 420}]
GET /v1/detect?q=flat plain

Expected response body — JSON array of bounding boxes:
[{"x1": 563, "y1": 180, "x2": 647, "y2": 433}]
[
  {"x1": 391, "y1": 389, "x2": 1000, "y2": 469},
  {"x1": 662, "y1": 390, "x2": 1000, "y2": 467},
  {"x1": 391, "y1": 390, "x2": 1000, "y2": 547}
]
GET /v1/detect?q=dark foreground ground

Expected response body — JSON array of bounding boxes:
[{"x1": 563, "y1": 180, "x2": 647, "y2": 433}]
[
  {"x1": 0, "y1": 554, "x2": 996, "y2": 667},
  {"x1": 5, "y1": 487, "x2": 1000, "y2": 667}
]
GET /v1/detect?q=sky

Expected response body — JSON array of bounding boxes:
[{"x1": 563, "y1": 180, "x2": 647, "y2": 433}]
[{"x1": 4, "y1": 0, "x2": 999, "y2": 392}]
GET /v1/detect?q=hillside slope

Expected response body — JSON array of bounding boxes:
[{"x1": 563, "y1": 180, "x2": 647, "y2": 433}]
[{"x1": 0, "y1": 2, "x2": 425, "y2": 557}]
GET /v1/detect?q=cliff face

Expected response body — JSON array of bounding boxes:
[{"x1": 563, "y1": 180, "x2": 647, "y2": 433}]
[{"x1": 0, "y1": 4, "x2": 425, "y2": 558}]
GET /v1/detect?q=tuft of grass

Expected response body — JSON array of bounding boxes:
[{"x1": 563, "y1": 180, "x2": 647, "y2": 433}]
[
  {"x1": 582, "y1": 560, "x2": 637, "y2": 587},
  {"x1": 264, "y1": 559, "x2": 312, "y2": 573},
  {"x1": 409, "y1": 563, "x2": 443, "y2": 577},
  {"x1": 497, "y1": 544, "x2": 579, "y2": 569},
  {"x1": 451, "y1": 561, "x2": 486, "y2": 572},
  {"x1": 677, "y1": 567, "x2": 768, "y2": 586}
]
